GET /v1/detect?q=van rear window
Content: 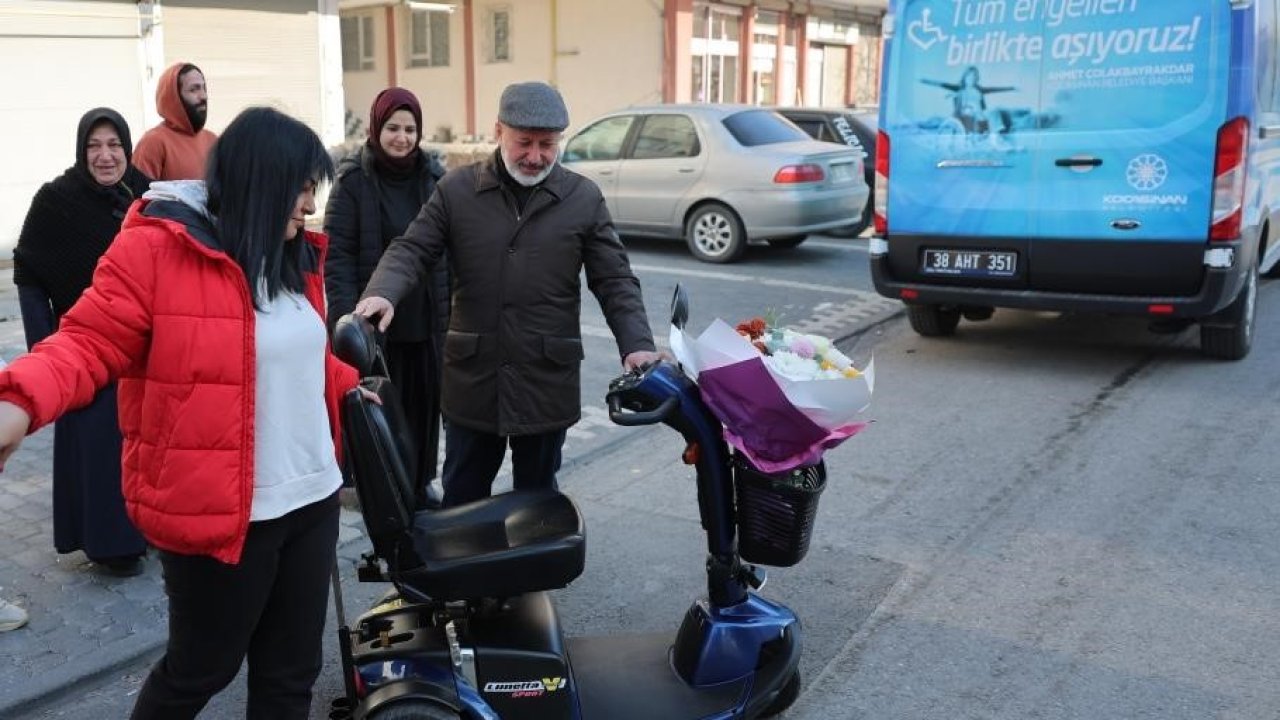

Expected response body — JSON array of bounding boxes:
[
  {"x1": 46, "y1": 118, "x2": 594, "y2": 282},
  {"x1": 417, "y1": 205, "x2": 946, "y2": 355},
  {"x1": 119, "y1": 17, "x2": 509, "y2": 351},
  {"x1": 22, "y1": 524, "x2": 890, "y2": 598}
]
[{"x1": 722, "y1": 111, "x2": 810, "y2": 146}]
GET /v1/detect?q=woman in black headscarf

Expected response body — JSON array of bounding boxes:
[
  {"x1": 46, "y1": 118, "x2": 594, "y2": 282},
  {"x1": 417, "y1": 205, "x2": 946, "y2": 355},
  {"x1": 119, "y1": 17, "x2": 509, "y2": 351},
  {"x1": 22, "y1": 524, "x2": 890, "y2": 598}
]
[
  {"x1": 13, "y1": 107, "x2": 151, "y2": 576},
  {"x1": 324, "y1": 87, "x2": 449, "y2": 509}
]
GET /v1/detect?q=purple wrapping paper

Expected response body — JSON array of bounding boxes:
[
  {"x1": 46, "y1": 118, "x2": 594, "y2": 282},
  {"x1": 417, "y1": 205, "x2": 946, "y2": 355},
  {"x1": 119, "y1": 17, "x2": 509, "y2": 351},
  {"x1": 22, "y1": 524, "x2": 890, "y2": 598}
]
[{"x1": 697, "y1": 357, "x2": 868, "y2": 472}]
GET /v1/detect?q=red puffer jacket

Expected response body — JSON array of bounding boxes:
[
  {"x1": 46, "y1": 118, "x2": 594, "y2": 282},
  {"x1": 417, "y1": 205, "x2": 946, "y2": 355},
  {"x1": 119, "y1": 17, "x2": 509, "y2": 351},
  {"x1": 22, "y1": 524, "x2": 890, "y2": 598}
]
[{"x1": 0, "y1": 200, "x2": 358, "y2": 564}]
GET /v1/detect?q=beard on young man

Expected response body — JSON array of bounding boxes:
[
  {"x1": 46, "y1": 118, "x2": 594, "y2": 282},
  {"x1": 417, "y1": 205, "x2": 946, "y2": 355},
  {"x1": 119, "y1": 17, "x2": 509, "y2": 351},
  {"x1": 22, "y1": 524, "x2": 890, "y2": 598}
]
[{"x1": 184, "y1": 98, "x2": 207, "y2": 133}]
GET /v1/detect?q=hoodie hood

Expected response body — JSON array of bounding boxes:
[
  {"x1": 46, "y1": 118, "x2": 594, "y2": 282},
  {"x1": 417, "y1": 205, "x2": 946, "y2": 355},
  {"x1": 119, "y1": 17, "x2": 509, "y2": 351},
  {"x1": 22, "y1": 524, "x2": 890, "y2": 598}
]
[
  {"x1": 155, "y1": 62, "x2": 201, "y2": 135},
  {"x1": 141, "y1": 180, "x2": 219, "y2": 249}
]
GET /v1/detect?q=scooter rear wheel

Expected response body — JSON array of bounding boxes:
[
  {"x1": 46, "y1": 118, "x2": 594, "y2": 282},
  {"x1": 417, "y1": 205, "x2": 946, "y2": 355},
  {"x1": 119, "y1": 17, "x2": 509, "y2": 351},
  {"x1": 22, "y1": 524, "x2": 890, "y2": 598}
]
[{"x1": 367, "y1": 699, "x2": 459, "y2": 720}]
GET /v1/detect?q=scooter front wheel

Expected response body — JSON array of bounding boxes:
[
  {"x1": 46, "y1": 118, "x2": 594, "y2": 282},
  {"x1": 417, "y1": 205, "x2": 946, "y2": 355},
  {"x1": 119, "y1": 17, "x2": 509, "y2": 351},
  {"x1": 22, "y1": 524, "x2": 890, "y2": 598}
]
[
  {"x1": 367, "y1": 699, "x2": 459, "y2": 720},
  {"x1": 757, "y1": 670, "x2": 801, "y2": 718}
]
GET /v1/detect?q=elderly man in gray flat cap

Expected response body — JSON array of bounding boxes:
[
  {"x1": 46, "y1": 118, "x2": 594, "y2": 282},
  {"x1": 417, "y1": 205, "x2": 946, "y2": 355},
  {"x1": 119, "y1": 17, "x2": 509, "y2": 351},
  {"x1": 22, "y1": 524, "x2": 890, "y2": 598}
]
[{"x1": 356, "y1": 81, "x2": 662, "y2": 506}]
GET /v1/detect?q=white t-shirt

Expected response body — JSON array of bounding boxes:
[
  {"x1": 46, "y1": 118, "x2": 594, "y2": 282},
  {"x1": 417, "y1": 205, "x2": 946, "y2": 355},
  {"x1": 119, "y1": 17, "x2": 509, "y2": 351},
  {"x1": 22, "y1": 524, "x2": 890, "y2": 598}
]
[{"x1": 250, "y1": 289, "x2": 343, "y2": 521}]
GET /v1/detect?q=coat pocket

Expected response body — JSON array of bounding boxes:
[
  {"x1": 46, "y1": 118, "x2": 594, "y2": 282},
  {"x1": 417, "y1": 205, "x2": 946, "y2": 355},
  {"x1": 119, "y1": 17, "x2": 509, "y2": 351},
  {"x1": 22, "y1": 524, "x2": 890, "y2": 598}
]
[
  {"x1": 444, "y1": 331, "x2": 482, "y2": 362},
  {"x1": 541, "y1": 336, "x2": 584, "y2": 366}
]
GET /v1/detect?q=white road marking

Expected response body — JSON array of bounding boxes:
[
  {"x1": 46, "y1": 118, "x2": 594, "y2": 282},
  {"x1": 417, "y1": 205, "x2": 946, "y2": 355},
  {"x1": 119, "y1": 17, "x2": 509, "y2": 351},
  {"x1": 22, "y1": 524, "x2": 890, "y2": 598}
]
[{"x1": 629, "y1": 263, "x2": 869, "y2": 297}]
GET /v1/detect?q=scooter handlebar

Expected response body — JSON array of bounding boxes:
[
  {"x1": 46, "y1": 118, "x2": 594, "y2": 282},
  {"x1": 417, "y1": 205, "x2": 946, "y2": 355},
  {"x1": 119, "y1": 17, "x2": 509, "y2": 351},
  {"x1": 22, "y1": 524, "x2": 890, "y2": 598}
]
[{"x1": 607, "y1": 393, "x2": 679, "y2": 426}]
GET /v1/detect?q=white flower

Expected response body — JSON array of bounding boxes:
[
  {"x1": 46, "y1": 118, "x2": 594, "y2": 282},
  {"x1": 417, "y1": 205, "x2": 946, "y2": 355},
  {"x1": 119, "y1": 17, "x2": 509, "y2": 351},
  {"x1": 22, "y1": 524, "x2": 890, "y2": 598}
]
[{"x1": 764, "y1": 349, "x2": 821, "y2": 380}]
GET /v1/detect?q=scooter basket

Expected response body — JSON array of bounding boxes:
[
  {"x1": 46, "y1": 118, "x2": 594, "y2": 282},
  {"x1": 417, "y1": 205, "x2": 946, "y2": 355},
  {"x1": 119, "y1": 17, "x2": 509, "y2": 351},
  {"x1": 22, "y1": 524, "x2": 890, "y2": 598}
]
[{"x1": 733, "y1": 455, "x2": 827, "y2": 567}]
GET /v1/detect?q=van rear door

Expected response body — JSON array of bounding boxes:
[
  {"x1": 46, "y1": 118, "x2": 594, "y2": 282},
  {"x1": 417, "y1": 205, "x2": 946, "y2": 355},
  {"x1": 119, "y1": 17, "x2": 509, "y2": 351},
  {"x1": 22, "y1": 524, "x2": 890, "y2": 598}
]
[
  {"x1": 1029, "y1": 1, "x2": 1230, "y2": 295},
  {"x1": 881, "y1": 0, "x2": 1049, "y2": 283}
]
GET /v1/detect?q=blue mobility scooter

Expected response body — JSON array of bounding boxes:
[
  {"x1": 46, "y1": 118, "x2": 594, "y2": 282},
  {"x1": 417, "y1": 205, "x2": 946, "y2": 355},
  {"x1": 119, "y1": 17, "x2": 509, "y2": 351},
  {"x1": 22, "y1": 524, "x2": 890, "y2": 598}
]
[{"x1": 328, "y1": 292, "x2": 816, "y2": 719}]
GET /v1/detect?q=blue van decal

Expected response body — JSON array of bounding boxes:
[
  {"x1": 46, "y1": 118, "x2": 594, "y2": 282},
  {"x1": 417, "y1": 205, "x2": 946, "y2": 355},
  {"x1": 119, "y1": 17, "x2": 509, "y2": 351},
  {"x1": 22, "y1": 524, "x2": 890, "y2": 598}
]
[{"x1": 884, "y1": 0, "x2": 1228, "y2": 240}]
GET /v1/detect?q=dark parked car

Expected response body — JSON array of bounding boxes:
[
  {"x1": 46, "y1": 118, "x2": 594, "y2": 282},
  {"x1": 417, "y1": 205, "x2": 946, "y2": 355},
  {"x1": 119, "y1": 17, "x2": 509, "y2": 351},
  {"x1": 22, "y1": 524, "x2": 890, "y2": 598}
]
[{"x1": 776, "y1": 107, "x2": 877, "y2": 236}]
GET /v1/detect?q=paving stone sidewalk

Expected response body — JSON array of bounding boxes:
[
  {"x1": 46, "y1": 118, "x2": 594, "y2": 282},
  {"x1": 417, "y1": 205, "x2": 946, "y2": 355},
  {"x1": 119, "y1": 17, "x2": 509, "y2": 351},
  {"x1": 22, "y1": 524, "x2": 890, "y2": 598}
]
[{"x1": 0, "y1": 264, "x2": 370, "y2": 718}]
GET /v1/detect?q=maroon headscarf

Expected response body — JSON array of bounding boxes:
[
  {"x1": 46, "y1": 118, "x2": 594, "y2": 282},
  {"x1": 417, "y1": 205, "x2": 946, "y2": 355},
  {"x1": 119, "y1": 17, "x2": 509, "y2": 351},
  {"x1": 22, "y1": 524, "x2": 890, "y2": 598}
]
[{"x1": 367, "y1": 86, "x2": 424, "y2": 180}]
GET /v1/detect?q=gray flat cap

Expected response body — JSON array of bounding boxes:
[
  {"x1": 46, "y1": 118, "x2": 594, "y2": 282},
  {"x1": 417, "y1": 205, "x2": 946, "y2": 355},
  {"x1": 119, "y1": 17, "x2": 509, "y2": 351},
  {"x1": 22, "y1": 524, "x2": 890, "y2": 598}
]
[{"x1": 498, "y1": 81, "x2": 569, "y2": 131}]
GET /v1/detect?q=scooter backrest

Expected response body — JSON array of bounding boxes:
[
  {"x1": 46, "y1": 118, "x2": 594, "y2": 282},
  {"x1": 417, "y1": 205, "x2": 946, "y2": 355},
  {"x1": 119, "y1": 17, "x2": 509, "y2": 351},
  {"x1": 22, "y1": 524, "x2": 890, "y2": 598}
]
[
  {"x1": 342, "y1": 376, "x2": 423, "y2": 568},
  {"x1": 333, "y1": 313, "x2": 384, "y2": 378}
]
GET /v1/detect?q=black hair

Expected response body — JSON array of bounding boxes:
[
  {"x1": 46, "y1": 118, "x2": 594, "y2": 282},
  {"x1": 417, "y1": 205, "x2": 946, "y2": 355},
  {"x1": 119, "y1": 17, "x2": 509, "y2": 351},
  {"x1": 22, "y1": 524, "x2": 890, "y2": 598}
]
[{"x1": 205, "y1": 107, "x2": 334, "y2": 308}]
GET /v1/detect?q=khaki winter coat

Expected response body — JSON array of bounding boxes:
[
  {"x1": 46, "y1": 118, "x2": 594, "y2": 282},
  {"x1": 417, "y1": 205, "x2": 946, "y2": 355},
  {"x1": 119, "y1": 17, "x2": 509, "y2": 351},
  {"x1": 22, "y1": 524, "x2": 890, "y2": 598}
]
[{"x1": 363, "y1": 155, "x2": 655, "y2": 435}]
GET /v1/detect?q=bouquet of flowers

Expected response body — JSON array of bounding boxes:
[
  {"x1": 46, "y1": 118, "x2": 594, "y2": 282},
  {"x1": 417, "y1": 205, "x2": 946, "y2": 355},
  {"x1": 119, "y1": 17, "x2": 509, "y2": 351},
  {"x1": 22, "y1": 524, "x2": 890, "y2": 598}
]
[{"x1": 669, "y1": 312, "x2": 874, "y2": 473}]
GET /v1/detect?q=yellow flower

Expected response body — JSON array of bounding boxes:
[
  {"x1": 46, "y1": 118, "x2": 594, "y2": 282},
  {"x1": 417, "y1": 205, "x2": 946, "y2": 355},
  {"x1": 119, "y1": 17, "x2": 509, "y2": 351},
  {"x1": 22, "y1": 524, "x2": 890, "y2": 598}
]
[
  {"x1": 820, "y1": 359, "x2": 835, "y2": 371},
  {"x1": 843, "y1": 367, "x2": 862, "y2": 379}
]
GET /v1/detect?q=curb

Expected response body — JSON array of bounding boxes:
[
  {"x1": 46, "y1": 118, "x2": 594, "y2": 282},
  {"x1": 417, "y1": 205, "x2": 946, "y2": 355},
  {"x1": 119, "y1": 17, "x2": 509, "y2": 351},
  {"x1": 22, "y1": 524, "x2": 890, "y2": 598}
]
[
  {"x1": 0, "y1": 630, "x2": 163, "y2": 719},
  {"x1": 1, "y1": 527, "x2": 373, "y2": 719}
]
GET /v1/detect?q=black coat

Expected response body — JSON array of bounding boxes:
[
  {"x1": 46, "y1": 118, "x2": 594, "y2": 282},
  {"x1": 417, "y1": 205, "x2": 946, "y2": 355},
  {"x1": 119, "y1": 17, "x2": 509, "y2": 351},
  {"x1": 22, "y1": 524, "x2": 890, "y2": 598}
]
[
  {"x1": 363, "y1": 154, "x2": 656, "y2": 436},
  {"x1": 12, "y1": 106, "x2": 149, "y2": 560},
  {"x1": 323, "y1": 145, "x2": 450, "y2": 343}
]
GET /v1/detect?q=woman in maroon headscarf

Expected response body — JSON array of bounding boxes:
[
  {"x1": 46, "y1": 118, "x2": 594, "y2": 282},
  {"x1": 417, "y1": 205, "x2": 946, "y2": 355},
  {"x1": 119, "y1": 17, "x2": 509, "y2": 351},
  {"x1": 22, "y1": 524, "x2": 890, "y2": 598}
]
[{"x1": 324, "y1": 88, "x2": 448, "y2": 507}]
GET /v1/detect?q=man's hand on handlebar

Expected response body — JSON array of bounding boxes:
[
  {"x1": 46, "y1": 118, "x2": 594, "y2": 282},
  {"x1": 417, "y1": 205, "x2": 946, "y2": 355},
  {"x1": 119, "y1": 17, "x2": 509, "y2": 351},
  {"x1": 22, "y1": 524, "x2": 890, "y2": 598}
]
[
  {"x1": 353, "y1": 296, "x2": 395, "y2": 332},
  {"x1": 623, "y1": 350, "x2": 672, "y2": 373}
]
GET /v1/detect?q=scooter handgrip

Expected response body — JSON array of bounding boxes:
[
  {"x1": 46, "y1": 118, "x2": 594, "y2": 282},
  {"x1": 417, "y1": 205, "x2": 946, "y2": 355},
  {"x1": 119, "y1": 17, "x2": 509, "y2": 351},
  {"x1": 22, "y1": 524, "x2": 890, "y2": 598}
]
[{"x1": 608, "y1": 394, "x2": 678, "y2": 426}]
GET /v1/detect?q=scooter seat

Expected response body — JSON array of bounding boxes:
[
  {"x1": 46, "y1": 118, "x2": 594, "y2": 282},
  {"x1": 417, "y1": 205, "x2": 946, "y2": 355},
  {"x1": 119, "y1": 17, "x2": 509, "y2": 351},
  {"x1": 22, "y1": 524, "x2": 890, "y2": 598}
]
[{"x1": 395, "y1": 489, "x2": 585, "y2": 601}]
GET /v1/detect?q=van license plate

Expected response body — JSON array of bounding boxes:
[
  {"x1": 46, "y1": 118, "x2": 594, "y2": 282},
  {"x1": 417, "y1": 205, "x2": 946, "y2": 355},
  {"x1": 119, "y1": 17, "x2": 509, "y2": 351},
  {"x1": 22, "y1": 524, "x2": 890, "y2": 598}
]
[{"x1": 922, "y1": 249, "x2": 1017, "y2": 277}]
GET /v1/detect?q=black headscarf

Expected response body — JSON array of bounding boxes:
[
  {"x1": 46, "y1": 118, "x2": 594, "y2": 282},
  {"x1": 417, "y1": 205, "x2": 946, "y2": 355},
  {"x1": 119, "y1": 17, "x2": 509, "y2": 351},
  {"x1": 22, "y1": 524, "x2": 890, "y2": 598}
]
[{"x1": 13, "y1": 107, "x2": 152, "y2": 317}]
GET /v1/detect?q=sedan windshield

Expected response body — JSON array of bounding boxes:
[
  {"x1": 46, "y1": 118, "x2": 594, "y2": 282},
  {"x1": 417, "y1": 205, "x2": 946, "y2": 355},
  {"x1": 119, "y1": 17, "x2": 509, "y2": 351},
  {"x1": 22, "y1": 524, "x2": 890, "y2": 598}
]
[{"x1": 721, "y1": 110, "x2": 810, "y2": 147}]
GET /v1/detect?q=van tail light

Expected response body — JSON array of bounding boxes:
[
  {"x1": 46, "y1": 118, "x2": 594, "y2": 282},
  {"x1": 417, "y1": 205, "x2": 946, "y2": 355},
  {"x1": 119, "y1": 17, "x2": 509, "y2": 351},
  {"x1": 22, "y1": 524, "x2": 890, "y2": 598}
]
[
  {"x1": 774, "y1": 164, "x2": 825, "y2": 183},
  {"x1": 874, "y1": 130, "x2": 890, "y2": 234},
  {"x1": 1210, "y1": 117, "x2": 1248, "y2": 242}
]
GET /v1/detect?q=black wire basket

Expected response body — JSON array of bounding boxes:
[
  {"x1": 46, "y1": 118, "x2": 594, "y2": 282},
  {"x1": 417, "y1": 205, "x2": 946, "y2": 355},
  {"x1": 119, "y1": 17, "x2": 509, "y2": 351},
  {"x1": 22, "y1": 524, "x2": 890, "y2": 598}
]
[{"x1": 733, "y1": 454, "x2": 827, "y2": 567}]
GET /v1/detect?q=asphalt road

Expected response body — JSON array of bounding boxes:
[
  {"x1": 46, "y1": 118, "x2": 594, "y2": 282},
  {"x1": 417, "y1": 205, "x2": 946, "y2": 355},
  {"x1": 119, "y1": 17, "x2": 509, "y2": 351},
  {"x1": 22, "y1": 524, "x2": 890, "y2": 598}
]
[{"x1": 32, "y1": 232, "x2": 1280, "y2": 718}]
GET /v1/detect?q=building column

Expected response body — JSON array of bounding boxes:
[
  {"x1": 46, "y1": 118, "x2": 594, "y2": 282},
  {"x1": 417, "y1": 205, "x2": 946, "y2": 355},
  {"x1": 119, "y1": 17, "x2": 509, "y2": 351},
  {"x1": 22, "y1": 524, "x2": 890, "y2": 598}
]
[
  {"x1": 739, "y1": 2, "x2": 755, "y2": 104},
  {"x1": 795, "y1": 8, "x2": 808, "y2": 105},
  {"x1": 775, "y1": 10, "x2": 787, "y2": 106},
  {"x1": 664, "y1": 0, "x2": 694, "y2": 103},
  {"x1": 845, "y1": 43, "x2": 856, "y2": 106},
  {"x1": 463, "y1": 0, "x2": 475, "y2": 137},
  {"x1": 317, "y1": 0, "x2": 346, "y2": 147},
  {"x1": 384, "y1": 5, "x2": 397, "y2": 87}
]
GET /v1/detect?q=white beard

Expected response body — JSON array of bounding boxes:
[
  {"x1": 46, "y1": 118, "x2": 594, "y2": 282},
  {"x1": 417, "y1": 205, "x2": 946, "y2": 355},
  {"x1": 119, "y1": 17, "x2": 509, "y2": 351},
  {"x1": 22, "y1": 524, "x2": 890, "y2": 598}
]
[{"x1": 501, "y1": 150, "x2": 556, "y2": 187}]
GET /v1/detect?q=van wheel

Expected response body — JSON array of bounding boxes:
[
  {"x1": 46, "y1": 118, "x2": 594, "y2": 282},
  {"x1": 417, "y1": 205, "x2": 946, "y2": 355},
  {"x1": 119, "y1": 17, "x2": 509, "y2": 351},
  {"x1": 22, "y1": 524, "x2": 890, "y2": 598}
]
[
  {"x1": 906, "y1": 304, "x2": 961, "y2": 337},
  {"x1": 1200, "y1": 258, "x2": 1257, "y2": 361},
  {"x1": 686, "y1": 202, "x2": 747, "y2": 263},
  {"x1": 767, "y1": 235, "x2": 808, "y2": 248}
]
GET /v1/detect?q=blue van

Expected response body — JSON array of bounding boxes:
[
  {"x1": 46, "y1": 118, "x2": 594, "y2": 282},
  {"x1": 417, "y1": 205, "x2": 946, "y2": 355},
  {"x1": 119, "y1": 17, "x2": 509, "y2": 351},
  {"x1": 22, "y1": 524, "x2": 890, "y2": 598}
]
[{"x1": 871, "y1": 0, "x2": 1280, "y2": 359}]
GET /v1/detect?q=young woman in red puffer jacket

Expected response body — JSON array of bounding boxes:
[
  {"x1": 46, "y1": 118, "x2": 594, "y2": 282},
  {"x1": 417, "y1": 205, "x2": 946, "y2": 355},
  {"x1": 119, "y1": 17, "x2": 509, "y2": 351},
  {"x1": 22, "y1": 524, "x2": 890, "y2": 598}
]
[{"x1": 0, "y1": 107, "x2": 370, "y2": 720}]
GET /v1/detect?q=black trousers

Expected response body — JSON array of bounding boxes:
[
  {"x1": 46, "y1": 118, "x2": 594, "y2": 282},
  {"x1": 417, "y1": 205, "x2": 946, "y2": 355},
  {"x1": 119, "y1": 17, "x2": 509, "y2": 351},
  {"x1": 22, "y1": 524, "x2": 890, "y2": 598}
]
[
  {"x1": 130, "y1": 493, "x2": 340, "y2": 720},
  {"x1": 441, "y1": 423, "x2": 568, "y2": 506}
]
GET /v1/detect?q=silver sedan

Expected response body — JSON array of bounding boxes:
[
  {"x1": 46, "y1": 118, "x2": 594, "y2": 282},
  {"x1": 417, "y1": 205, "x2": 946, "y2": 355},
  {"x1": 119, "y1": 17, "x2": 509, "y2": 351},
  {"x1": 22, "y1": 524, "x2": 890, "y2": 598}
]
[{"x1": 562, "y1": 104, "x2": 868, "y2": 263}]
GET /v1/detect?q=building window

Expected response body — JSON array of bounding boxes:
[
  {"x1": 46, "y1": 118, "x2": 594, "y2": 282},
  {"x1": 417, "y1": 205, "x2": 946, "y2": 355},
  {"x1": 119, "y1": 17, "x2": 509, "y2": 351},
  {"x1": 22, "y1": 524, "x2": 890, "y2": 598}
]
[
  {"x1": 486, "y1": 6, "x2": 511, "y2": 63},
  {"x1": 690, "y1": 3, "x2": 740, "y2": 103},
  {"x1": 340, "y1": 15, "x2": 375, "y2": 72},
  {"x1": 410, "y1": 9, "x2": 450, "y2": 68}
]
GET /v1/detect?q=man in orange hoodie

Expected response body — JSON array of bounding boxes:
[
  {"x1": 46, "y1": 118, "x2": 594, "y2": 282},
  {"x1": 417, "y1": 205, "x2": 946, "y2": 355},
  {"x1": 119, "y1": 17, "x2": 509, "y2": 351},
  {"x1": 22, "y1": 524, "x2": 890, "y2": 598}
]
[{"x1": 132, "y1": 62, "x2": 218, "y2": 181}]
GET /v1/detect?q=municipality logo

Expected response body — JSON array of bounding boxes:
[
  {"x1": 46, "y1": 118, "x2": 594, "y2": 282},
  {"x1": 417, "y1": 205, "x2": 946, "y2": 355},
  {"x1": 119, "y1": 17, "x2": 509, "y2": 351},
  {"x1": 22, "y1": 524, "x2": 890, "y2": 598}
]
[
  {"x1": 1105, "y1": 153, "x2": 1185, "y2": 207},
  {"x1": 1125, "y1": 153, "x2": 1168, "y2": 191}
]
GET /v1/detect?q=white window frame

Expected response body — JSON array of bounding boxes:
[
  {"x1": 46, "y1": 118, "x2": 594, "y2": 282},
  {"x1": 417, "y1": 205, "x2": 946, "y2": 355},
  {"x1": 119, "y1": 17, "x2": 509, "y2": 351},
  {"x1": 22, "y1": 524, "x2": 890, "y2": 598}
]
[
  {"x1": 341, "y1": 14, "x2": 375, "y2": 72},
  {"x1": 409, "y1": 8, "x2": 451, "y2": 68},
  {"x1": 485, "y1": 5, "x2": 512, "y2": 63}
]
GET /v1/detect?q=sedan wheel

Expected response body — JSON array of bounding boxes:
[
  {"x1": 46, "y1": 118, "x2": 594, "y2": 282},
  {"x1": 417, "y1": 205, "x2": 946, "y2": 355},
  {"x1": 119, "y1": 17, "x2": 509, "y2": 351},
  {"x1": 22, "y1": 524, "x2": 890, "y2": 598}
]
[{"x1": 686, "y1": 202, "x2": 746, "y2": 263}]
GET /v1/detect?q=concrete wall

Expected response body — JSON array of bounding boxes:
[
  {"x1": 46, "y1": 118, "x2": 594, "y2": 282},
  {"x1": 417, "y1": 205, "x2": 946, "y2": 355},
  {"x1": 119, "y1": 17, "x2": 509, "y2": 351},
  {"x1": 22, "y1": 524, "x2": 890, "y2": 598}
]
[
  {"x1": 161, "y1": 0, "x2": 343, "y2": 146},
  {"x1": 553, "y1": 0, "x2": 665, "y2": 132}
]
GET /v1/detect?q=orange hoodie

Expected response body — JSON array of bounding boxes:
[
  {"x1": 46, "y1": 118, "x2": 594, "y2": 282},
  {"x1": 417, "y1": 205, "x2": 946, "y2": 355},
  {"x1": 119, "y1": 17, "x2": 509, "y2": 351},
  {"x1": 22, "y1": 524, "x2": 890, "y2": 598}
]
[{"x1": 132, "y1": 62, "x2": 218, "y2": 181}]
